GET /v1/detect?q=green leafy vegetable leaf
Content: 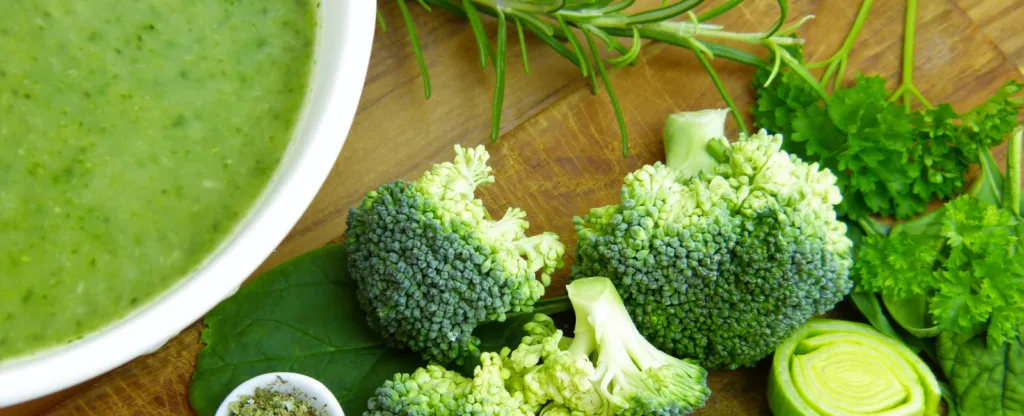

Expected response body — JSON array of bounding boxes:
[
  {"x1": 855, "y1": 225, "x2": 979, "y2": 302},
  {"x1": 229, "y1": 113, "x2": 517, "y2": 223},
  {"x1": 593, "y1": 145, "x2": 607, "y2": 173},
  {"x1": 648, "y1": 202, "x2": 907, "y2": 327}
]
[
  {"x1": 971, "y1": 148, "x2": 1008, "y2": 207},
  {"x1": 753, "y1": 55, "x2": 1023, "y2": 220},
  {"x1": 854, "y1": 231, "x2": 941, "y2": 299},
  {"x1": 937, "y1": 329, "x2": 1024, "y2": 415},
  {"x1": 848, "y1": 292, "x2": 909, "y2": 346},
  {"x1": 882, "y1": 292, "x2": 940, "y2": 338},
  {"x1": 751, "y1": 47, "x2": 820, "y2": 144},
  {"x1": 961, "y1": 81, "x2": 1024, "y2": 153},
  {"x1": 188, "y1": 244, "x2": 426, "y2": 416},
  {"x1": 855, "y1": 196, "x2": 1024, "y2": 347}
]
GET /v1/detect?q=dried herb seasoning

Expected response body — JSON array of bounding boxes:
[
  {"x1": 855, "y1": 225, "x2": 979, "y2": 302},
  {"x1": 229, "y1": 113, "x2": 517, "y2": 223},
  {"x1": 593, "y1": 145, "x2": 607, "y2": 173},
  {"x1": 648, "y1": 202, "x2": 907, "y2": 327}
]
[{"x1": 226, "y1": 377, "x2": 325, "y2": 416}]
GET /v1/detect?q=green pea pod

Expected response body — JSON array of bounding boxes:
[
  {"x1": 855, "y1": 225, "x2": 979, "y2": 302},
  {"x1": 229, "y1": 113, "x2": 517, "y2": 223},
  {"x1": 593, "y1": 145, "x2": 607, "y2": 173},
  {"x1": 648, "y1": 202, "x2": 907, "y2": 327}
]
[{"x1": 768, "y1": 319, "x2": 941, "y2": 416}]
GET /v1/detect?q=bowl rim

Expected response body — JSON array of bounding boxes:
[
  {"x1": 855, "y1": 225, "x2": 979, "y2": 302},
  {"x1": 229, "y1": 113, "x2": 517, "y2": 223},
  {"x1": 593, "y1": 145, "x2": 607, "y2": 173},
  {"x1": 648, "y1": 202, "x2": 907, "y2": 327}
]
[{"x1": 0, "y1": 0, "x2": 377, "y2": 407}]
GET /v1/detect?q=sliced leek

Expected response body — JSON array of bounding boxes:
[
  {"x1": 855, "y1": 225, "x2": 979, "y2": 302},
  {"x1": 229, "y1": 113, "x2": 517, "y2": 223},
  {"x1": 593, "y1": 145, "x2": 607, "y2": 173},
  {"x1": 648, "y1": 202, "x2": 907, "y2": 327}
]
[{"x1": 768, "y1": 319, "x2": 941, "y2": 416}]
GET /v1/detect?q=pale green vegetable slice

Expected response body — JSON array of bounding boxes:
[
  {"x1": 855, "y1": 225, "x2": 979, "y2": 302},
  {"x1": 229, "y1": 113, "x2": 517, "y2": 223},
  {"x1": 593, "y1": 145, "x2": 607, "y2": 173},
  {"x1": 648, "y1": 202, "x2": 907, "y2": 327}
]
[{"x1": 768, "y1": 319, "x2": 941, "y2": 416}]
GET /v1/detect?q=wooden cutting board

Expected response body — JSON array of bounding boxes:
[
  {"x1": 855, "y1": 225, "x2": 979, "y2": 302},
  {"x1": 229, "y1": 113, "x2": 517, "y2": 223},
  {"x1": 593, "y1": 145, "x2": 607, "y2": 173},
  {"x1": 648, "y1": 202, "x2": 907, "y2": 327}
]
[{"x1": 5, "y1": 0, "x2": 1024, "y2": 414}]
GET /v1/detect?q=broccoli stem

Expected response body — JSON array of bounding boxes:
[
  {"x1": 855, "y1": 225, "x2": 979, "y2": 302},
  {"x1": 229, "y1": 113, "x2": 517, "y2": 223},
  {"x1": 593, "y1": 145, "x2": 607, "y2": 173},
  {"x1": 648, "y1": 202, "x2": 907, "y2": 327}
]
[
  {"x1": 663, "y1": 108, "x2": 730, "y2": 177},
  {"x1": 565, "y1": 277, "x2": 711, "y2": 410},
  {"x1": 531, "y1": 296, "x2": 572, "y2": 316},
  {"x1": 857, "y1": 217, "x2": 890, "y2": 237}
]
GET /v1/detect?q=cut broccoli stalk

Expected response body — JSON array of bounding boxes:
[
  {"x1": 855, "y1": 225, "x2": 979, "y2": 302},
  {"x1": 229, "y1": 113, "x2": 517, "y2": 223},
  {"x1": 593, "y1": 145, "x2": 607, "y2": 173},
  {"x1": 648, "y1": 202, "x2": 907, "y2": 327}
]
[
  {"x1": 564, "y1": 277, "x2": 712, "y2": 414},
  {"x1": 662, "y1": 108, "x2": 731, "y2": 177}
]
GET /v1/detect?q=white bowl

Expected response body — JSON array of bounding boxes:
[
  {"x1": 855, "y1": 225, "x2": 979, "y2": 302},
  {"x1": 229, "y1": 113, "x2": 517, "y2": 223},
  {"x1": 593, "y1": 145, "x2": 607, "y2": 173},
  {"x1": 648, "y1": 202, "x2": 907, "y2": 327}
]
[
  {"x1": 216, "y1": 373, "x2": 344, "y2": 416},
  {"x1": 0, "y1": 0, "x2": 377, "y2": 407}
]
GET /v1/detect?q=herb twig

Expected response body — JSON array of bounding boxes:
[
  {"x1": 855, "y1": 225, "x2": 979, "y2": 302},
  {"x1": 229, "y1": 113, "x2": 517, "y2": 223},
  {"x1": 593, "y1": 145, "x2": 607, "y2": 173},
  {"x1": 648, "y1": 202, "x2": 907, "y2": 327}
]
[
  {"x1": 887, "y1": 0, "x2": 932, "y2": 110},
  {"x1": 1008, "y1": 127, "x2": 1022, "y2": 217},
  {"x1": 808, "y1": 0, "x2": 873, "y2": 92},
  {"x1": 386, "y1": 0, "x2": 812, "y2": 155}
]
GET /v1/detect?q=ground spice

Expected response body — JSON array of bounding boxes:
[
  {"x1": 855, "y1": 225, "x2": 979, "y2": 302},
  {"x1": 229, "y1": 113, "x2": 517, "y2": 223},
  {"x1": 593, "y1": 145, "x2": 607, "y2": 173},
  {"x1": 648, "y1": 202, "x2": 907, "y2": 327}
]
[{"x1": 227, "y1": 377, "x2": 325, "y2": 416}]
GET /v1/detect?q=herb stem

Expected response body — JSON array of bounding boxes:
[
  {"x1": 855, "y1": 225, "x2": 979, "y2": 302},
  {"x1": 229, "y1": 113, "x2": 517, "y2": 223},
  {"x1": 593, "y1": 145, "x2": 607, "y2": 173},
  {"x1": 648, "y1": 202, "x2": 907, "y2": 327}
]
[
  {"x1": 686, "y1": 38, "x2": 748, "y2": 135},
  {"x1": 900, "y1": 0, "x2": 917, "y2": 91},
  {"x1": 857, "y1": 217, "x2": 889, "y2": 236},
  {"x1": 813, "y1": 0, "x2": 873, "y2": 91},
  {"x1": 652, "y1": 21, "x2": 803, "y2": 46},
  {"x1": 778, "y1": 48, "x2": 828, "y2": 100},
  {"x1": 1008, "y1": 127, "x2": 1022, "y2": 216},
  {"x1": 886, "y1": 0, "x2": 932, "y2": 111}
]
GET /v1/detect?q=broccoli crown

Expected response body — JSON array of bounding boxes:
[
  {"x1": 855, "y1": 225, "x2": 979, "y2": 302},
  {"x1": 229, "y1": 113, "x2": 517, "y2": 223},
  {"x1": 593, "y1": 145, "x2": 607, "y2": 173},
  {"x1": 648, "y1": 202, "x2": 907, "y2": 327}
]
[
  {"x1": 346, "y1": 145, "x2": 566, "y2": 364},
  {"x1": 572, "y1": 116, "x2": 854, "y2": 370},
  {"x1": 365, "y1": 351, "x2": 534, "y2": 416}
]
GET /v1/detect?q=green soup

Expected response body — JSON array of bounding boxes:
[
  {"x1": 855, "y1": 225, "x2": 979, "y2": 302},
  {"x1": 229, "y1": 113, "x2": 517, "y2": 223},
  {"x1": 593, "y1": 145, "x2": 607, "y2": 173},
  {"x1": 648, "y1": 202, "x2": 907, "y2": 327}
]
[{"x1": 0, "y1": 0, "x2": 316, "y2": 360}]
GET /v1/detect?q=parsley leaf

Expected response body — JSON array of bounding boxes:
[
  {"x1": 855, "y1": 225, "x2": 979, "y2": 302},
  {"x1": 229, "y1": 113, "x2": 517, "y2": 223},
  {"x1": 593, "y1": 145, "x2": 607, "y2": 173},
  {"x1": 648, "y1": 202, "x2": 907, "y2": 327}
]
[
  {"x1": 752, "y1": 58, "x2": 1023, "y2": 220},
  {"x1": 854, "y1": 196, "x2": 1024, "y2": 346}
]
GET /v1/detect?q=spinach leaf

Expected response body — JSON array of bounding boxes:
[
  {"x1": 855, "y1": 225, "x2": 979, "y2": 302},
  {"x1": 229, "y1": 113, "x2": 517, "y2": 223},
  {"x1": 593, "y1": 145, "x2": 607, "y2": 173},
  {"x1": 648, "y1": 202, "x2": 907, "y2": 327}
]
[
  {"x1": 188, "y1": 244, "x2": 425, "y2": 416},
  {"x1": 937, "y1": 329, "x2": 1024, "y2": 415}
]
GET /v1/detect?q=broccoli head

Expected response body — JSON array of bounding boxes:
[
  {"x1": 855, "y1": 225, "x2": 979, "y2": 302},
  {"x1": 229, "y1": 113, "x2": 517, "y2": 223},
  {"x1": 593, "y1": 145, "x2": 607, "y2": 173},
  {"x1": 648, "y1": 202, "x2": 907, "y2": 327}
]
[
  {"x1": 346, "y1": 145, "x2": 567, "y2": 364},
  {"x1": 363, "y1": 277, "x2": 710, "y2": 416},
  {"x1": 572, "y1": 109, "x2": 854, "y2": 369}
]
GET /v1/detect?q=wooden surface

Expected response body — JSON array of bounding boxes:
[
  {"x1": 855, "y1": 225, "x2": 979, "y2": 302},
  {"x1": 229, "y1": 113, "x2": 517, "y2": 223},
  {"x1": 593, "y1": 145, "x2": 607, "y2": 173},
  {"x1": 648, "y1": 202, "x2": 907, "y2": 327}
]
[{"x1": 4, "y1": 0, "x2": 1024, "y2": 414}]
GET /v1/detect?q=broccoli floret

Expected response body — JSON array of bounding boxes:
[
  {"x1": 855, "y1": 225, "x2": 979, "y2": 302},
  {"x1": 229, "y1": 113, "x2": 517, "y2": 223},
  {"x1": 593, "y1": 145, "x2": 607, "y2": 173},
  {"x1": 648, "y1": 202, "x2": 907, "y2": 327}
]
[
  {"x1": 566, "y1": 277, "x2": 711, "y2": 415},
  {"x1": 572, "y1": 109, "x2": 854, "y2": 369},
  {"x1": 365, "y1": 351, "x2": 535, "y2": 416},
  {"x1": 502, "y1": 315, "x2": 607, "y2": 414},
  {"x1": 346, "y1": 145, "x2": 567, "y2": 365},
  {"x1": 364, "y1": 277, "x2": 710, "y2": 416}
]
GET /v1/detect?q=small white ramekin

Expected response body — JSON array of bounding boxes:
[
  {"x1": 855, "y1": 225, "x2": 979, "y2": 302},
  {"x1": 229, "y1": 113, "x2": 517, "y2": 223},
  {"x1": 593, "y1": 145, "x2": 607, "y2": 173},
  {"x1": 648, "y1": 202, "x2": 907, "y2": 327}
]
[{"x1": 216, "y1": 373, "x2": 344, "y2": 416}]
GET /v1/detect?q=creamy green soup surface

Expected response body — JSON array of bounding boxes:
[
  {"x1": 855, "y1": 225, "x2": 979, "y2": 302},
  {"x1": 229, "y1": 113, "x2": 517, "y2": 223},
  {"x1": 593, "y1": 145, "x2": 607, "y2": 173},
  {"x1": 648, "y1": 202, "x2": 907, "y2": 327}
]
[{"x1": 0, "y1": 0, "x2": 316, "y2": 360}]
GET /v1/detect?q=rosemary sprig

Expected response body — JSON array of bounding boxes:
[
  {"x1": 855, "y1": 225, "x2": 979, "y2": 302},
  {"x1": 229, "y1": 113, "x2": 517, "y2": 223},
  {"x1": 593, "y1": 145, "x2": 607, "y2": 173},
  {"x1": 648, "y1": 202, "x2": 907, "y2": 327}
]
[{"x1": 383, "y1": 0, "x2": 813, "y2": 155}]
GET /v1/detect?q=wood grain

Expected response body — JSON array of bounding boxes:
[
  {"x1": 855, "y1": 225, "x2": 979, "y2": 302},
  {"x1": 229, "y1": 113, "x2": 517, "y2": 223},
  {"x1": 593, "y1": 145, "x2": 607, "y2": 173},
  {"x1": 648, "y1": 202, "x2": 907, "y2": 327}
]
[{"x1": 3, "y1": 0, "x2": 1023, "y2": 414}]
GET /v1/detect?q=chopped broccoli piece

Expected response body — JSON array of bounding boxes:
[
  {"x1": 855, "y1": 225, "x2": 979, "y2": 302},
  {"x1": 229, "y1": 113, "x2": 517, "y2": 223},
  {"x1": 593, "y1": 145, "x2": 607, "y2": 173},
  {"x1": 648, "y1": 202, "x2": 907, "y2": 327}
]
[
  {"x1": 364, "y1": 351, "x2": 534, "y2": 416},
  {"x1": 363, "y1": 277, "x2": 710, "y2": 415},
  {"x1": 573, "y1": 109, "x2": 854, "y2": 369},
  {"x1": 561, "y1": 277, "x2": 711, "y2": 415},
  {"x1": 346, "y1": 145, "x2": 567, "y2": 365}
]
